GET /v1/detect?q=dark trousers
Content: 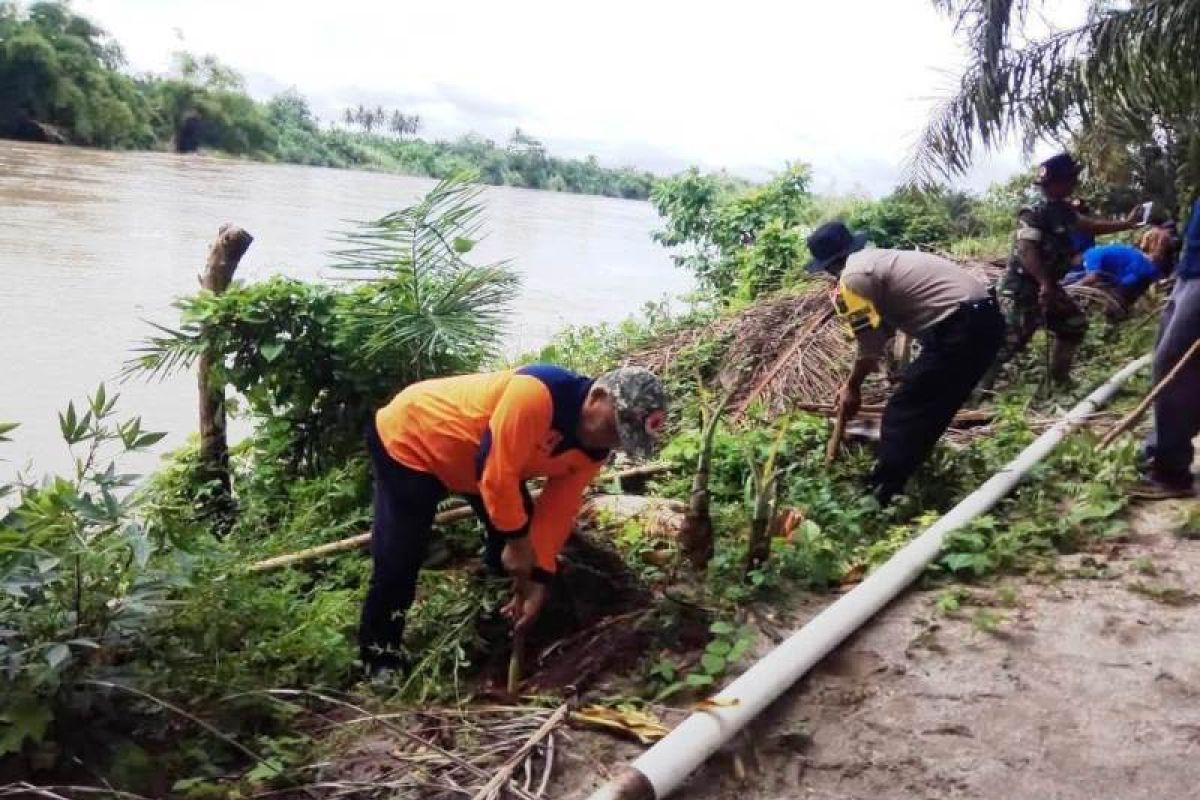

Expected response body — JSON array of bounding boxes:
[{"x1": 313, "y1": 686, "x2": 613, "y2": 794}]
[
  {"x1": 358, "y1": 424, "x2": 532, "y2": 669},
  {"x1": 1143, "y1": 277, "x2": 1200, "y2": 484},
  {"x1": 872, "y1": 298, "x2": 1006, "y2": 502}
]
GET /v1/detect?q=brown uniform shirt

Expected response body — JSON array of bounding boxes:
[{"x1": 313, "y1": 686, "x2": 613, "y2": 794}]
[{"x1": 837, "y1": 248, "x2": 989, "y2": 359}]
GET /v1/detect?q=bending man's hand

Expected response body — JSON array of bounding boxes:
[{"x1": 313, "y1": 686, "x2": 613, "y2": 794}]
[
  {"x1": 502, "y1": 581, "x2": 548, "y2": 633},
  {"x1": 836, "y1": 383, "x2": 862, "y2": 419},
  {"x1": 501, "y1": 536, "x2": 535, "y2": 581}
]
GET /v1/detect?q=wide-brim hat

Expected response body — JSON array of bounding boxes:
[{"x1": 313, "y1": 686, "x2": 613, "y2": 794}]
[{"x1": 805, "y1": 221, "x2": 869, "y2": 273}]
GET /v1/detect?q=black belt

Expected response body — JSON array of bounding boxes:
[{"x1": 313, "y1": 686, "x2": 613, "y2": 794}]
[{"x1": 925, "y1": 295, "x2": 998, "y2": 338}]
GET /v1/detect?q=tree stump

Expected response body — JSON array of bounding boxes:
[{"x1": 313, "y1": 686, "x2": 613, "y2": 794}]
[{"x1": 197, "y1": 224, "x2": 253, "y2": 528}]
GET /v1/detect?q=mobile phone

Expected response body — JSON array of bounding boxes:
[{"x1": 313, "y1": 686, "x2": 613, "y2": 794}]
[{"x1": 1140, "y1": 201, "x2": 1154, "y2": 225}]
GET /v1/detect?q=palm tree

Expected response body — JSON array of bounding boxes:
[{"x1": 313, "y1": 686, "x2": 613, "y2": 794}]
[
  {"x1": 128, "y1": 174, "x2": 518, "y2": 400},
  {"x1": 911, "y1": 0, "x2": 1200, "y2": 207}
]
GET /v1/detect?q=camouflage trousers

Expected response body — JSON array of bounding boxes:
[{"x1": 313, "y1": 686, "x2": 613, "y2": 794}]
[{"x1": 986, "y1": 271, "x2": 1088, "y2": 385}]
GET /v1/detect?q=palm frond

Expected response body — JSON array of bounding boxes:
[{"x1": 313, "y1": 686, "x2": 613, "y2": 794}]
[
  {"x1": 122, "y1": 319, "x2": 204, "y2": 382},
  {"x1": 331, "y1": 172, "x2": 519, "y2": 369},
  {"x1": 912, "y1": 0, "x2": 1200, "y2": 188}
]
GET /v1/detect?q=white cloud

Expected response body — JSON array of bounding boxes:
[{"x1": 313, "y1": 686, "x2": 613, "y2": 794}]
[{"x1": 74, "y1": 0, "x2": 1086, "y2": 195}]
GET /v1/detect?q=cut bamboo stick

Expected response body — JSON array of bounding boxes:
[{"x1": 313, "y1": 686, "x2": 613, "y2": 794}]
[
  {"x1": 1099, "y1": 338, "x2": 1200, "y2": 450},
  {"x1": 824, "y1": 405, "x2": 849, "y2": 467},
  {"x1": 248, "y1": 464, "x2": 673, "y2": 573}
]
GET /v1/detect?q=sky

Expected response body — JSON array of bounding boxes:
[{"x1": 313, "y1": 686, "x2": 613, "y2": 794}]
[{"x1": 74, "y1": 0, "x2": 1087, "y2": 196}]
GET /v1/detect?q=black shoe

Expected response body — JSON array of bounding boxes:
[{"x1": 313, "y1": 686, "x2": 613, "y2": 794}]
[{"x1": 1131, "y1": 474, "x2": 1196, "y2": 500}]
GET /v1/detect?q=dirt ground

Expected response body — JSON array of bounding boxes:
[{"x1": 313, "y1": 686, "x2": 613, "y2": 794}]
[{"x1": 556, "y1": 496, "x2": 1200, "y2": 800}]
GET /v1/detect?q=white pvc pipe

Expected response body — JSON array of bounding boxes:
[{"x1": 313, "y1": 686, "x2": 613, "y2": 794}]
[{"x1": 588, "y1": 355, "x2": 1151, "y2": 800}]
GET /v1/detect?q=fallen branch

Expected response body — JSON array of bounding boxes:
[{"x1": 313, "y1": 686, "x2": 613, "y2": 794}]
[
  {"x1": 248, "y1": 464, "x2": 672, "y2": 573},
  {"x1": 471, "y1": 703, "x2": 569, "y2": 800},
  {"x1": 1099, "y1": 339, "x2": 1200, "y2": 450}
]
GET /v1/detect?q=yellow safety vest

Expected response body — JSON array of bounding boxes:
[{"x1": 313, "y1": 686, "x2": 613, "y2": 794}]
[{"x1": 833, "y1": 282, "x2": 882, "y2": 334}]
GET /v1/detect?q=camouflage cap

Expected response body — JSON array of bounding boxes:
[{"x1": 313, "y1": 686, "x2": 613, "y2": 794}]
[{"x1": 594, "y1": 367, "x2": 667, "y2": 461}]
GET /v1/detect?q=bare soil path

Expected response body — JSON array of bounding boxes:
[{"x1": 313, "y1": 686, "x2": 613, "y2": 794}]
[{"x1": 558, "y1": 497, "x2": 1200, "y2": 800}]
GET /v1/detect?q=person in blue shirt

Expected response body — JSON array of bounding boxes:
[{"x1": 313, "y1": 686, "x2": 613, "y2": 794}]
[
  {"x1": 1137, "y1": 197, "x2": 1200, "y2": 499},
  {"x1": 1066, "y1": 238, "x2": 1170, "y2": 304}
]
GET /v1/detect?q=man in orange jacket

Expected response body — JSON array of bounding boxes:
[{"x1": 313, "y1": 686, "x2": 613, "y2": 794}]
[{"x1": 360, "y1": 364, "x2": 667, "y2": 673}]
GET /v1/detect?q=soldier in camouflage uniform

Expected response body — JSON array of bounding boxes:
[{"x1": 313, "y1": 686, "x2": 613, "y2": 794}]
[{"x1": 990, "y1": 153, "x2": 1143, "y2": 385}]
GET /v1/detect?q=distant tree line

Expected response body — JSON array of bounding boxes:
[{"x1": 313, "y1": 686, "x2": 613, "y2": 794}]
[{"x1": 0, "y1": 1, "x2": 658, "y2": 199}]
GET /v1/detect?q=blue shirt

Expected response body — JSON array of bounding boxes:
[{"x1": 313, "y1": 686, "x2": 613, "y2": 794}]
[
  {"x1": 1180, "y1": 198, "x2": 1200, "y2": 280},
  {"x1": 1082, "y1": 244, "x2": 1160, "y2": 289}
]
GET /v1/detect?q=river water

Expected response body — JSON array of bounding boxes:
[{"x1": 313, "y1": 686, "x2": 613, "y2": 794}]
[{"x1": 0, "y1": 141, "x2": 689, "y2": 479}]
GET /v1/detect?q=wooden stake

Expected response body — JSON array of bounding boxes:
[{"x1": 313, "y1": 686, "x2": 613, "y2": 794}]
[
  {"x1": 1099, "y1": 338, "x2": 1200, "y2": 450},
  {"x1": 197, "y1": 224, "x2": 253, "y2": 520},
  {"x1": 824, "y1": 405, "x2": 848, "y2": 466},
  {"x1": 248, "y1": 463, "x2": 673, "y2": 573},
  {"x1": 471, "y1": 704, "x2": 569, "y2": 800},
  {"x1": 507, "y1": 629, "x2": 526, "y2": 696}
]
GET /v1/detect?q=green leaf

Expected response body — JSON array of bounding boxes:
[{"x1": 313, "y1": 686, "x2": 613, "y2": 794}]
[
  {"x1": 92, "y1": 383, "x2": 106, "y2": 416},
  {"x1": 127, "y1": 525, "x2": 151, "y2": 567},
  {"x1": 245, "y1": 757, "x2": 284, "y2": 783},
  {"x1": 452, "y1": 237, "x2": 476, "y2": 253},
  {"x1": 726, "y1": 638, "x2": 751, "y2": 663},
  {"x1": 709, "y1": 621, "x2": 735, "y2": 636},
  {"x1": 942, "y1": 553, "x2": 981, "y2": 574},
  {"x1": 58, "y1": 402, "x2": 77, "y2": 442},
  {"x1": 0, "y1": 700, "x2": 53, "y2": 754},
  {"x1": 259, "y1": 342, "x2": 285, "y2": 363},
  {"x1": 700, "y1": 653, "x2": 726, "y2": 674},
  {"x1": 653, "y1": 681, "x2": 688, "y2": 702},
  {"x1": 45, "y1": 643, "x2": 71, "y2": 670},
  {"x1": 705, "y1": 639, "x2": 732, "y2": 656},
  {"x1": 685, "y1": 673, "x2": 715, "y2": 687},
  {"x1": 0, "y1": 422, "x2": 18, "y2": 443},
  {"x1": 133, "y1": 432, "x2": 167, "y2": 449}
]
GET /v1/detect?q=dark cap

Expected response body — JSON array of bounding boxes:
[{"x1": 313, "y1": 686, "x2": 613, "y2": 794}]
[
  {"x1": 1036, "y1": 153, "x2": 1083, "y2": 186},
  {"x1": 805, "y1": 221, "x2": 869, "y2": 273},
  {"x1": 594, "y1": 367, "x2": 667, "y2": 461}
]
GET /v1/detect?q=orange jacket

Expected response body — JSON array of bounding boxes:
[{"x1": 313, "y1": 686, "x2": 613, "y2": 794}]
[{"x1": 375, "y1": 365, "x2": 608, "y2": 573}]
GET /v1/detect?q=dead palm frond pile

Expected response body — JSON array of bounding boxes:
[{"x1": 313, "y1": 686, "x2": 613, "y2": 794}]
[
  {"x1": 625, "y1": 256, "x2": 1008, "y2": 419},
  {"x1": 624, "y1": 281, "x2": 854, "y2": 415}
]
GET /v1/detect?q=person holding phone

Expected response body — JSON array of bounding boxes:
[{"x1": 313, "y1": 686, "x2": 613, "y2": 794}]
[{"x1": 988, "y1": 153, "x2": 1145, "y2": 387}]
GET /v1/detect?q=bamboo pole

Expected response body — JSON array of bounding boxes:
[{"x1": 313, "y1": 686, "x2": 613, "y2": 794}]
[
  {"x1": 824, "y1": 405, "x2": 848, "y2": 467},
  {"x1": 1098, "y1": 338, "x2": 1200, "y2": 450},
  {"x1": 197, "y1": 224, "x2": 253, "y2": 520},
  {"x1": 472, "y1": 703, "x2": 570, "y2": 800},
  {"x1": 248, "y1": 463, "x2": 673, "y2": 573}
]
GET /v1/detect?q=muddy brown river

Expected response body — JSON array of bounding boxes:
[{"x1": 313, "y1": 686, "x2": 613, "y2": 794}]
[{"x1": 0, "y1": 141, "x2": 689, "y2": 478}]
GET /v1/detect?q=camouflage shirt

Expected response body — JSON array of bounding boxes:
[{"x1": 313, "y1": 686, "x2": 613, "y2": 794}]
[{"x1": 1005, "y1": 198, "x2": 1079, "y2": 283}]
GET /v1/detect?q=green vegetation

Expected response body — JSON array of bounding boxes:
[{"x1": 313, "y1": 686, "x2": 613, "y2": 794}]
[
  {"x1": 0, "y1": 164, "x2": 1164, "y2": 794},
  {"x1": 0, "y1": 2, "x2": 658, "y2": 198},
  {"x1": 1, "y1": 1, "x2": 1185, "y2": 792}
]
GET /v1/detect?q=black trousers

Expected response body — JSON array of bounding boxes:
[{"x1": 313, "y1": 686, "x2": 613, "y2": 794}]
[
  {"x1": 871, "y1": 298, "x2": 1006, "y2": 502},
  {"x1": 358, "y1": 423, "x2": 531, "y2": 669}
]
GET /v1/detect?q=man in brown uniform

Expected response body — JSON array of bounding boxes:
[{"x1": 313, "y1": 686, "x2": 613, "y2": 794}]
[{"x1": 807, "y1": 222, "x2": 1005, "y2": 503}]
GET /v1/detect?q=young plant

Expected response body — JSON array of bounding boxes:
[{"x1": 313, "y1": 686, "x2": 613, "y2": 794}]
[
  {"x1": 744, "y1": 421, "x2": 791, "y2": 576},
  {"x1": 0, "y1": 386, "x2": 184, "y2": 762},
  {"x1": 679, "y1": 384, "x2": 735, "y2": 571}
]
